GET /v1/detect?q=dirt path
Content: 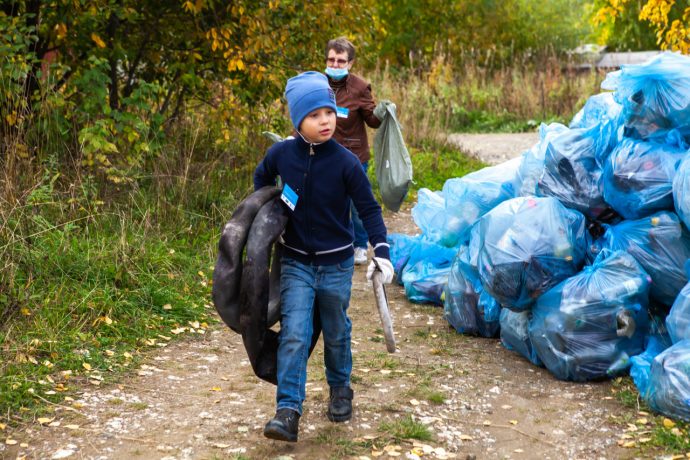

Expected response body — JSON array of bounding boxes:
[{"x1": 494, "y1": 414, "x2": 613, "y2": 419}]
[
  {"x1": 447, "y1": 132, "x2": 539, "y2": 165},
  {"x1": 3, "y1": 134, "x2": 641, "y2": 460}
]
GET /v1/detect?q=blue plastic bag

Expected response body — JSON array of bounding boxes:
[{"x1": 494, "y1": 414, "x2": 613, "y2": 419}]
[
  {"x1": 630, "y1": 335, "x2": 671, "y2": 397},
  {"x1": 474, "y1": 196, "x2": 588, "y2": 311},
  {"x1": 517, "y1": 123, "x2": 569, "y2": 197},
  {"x1": 603, "y1": 134, "x2": 687, "y2": 219},
  {"x1": 440, "y1": 158, "x2": 521, "y2": 247},
  {"x1": 411, "y1": 188, "x2": 445, "y2": 243},
  {"x1": 500, "y1": 309, "x2": 543, "y2": 366},
  {"x1": 645, "y1": 340, "x2": 690, "y2": 422},
  {"x1": 667, "y1": 280, "x2": 690, "y2": 344},
  {"x1": 672, "y1": 154, "x2": 690, "y2": 230},
  {"x1": 444, "y1": 246, "x2": 501, "y2": 337},
  {"x1": 536, "y1": 123, "x2": 617, "y2": 220},
  {"x1": 592, "y1": 211, "x2": 690, "y2": 306},
  {"x1": 529, "y1": 250, "x2": 651, "y2": 382},
  {"x1": 601, "y1": 52, "x2": 690, "y2": 142},
  {"x1": 570, "y1": 92, "x2": 622, "y2": 130},
  {"x1": 388, "y1": 233, "x2": 423, "y2": 285},
  {"x1": 401, "y1": 242, "x2": 456, "y2": 305}
]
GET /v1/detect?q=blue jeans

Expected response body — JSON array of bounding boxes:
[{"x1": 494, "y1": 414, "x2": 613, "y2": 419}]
[
  {"x1": 352, "y1": 161, "x2": 369, "y2": 249},
  {"x1": 276, "y1": 256, "x2": 354, "y2": 415}
]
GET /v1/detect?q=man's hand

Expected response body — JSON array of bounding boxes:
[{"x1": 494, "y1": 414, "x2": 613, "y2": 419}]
[{"x1": 366, "y1": 257, "x2": 394, "y2": 284}]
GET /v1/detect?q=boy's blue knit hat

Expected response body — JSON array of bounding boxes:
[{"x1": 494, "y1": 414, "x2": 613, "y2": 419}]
[{"x1": 285, "y1": 71, "x2": 336, "y2": 130}]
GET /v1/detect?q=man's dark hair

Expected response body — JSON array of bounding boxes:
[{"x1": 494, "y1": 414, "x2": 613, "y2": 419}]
[{"x1": 325, "y1": 37, "x2": 355, "y2": 61}]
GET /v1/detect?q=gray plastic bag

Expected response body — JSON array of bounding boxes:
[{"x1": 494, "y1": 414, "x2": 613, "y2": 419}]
[{"x1": 373, "y1": 100, "x2": 413, "y2": 212}]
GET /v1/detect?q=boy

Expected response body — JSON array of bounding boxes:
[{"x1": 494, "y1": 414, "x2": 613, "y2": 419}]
[{"x1": 254, "y1": 71, "x2": 394, "y2": 442}]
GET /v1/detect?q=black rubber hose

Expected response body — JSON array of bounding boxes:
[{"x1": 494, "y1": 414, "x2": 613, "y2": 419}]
[{"x1": 212, "y1": 186, "x2": 281, "y2": 333}]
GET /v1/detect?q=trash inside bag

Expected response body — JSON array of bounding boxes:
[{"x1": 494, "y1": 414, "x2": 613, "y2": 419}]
[
  {"x1": 592, "y1": 211, "x2": 690, "y2": 306},
  {"x1": 388, "y1": 233, "x2": 423, "y2": 285},
  {"x1": 603, "y1": 133, "x2": 687, "y2": 219},
  {"x1": 444, "y1": 246, "x2": 501, "y2": 337},
  {"x1": 667, "y1": 280, "x2": 690, "y2": 344},
  {"x1": 440, "y1": 158, "x2": 521, "y2": 247},
  {"x1": 373, "y1": 100, "x2": 413, "y2": 212},
  {"x1": 570, "y1": 92, "x2": 622, "y2": 130},
  {"x1": 672, "y1": 154, "x2": 690, "y2": 231},
  {"x1": 474, "y1": 196, "x2": 588, "y2": 311},
  {"x1": 630, "y1": 335, "x2": 671, "y2": 397},
  {"x1": 644, "y1": 340, "x2": 690, "y2": 422},
  {"x1": 401, "y1": 242, "x2": 456, "y2": 305},
  {"x1": 529, "y1": 250, "x2": 651, "y2": 382},
  {"x1": 536, "y1": 123, "x2": 617, "y2": 220},
  {"x1": 411, "y1": 188, "x2": 445, "y2": 244},
  {"x1": 500, "y1": 309, "x2": 543, "y2": 366},
  {"x1": 601, "y1": 52, "x2": 690, "y2": 142},
  {"x1": 517, "y1": 123, "x2": 569, "y2": 197}
]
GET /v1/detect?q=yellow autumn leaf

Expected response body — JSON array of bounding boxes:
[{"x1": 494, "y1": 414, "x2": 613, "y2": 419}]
[
  {"x1": 82, "y1": 362, "x2": 92, "y2": 371},
  {"x1": 210, "y1": 386, "x2": 221, "y2": 392},
  {"x1": 663, "y1": 418, "x2": 676, "y2": 429},
  {"x1": 91, "y1": 33, "x2": 106, "y2": 48},
  {"x1": 20, "y1": 307, "x2": 31, "y2": 316},
  {"x1": 0, "y1": 423, "x2": 5, "y2": 430},
  {"x1": 37, "y1": 417, "x2": 53, "y2": 425},
  {"x1": 55, "y1": 23, "x2": 67, "y2": 40}
]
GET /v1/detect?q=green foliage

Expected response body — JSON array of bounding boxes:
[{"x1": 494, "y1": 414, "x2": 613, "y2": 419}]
[
  {"x1": 590, "y1": 0, "x2": 659, "y2": 51},
  {"x1": 379, "y1": 415, "x2": 433, "y2": 441},
  {"x1": 372, "y1": 0, "x2": 591, "y2": 68}
]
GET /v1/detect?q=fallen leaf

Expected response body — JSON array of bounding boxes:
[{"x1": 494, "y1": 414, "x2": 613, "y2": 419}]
[
  {"x1": 380, "y1": 370, "x2": 392, "y2": 375},
  {"x1": 0, "y1": 423, "x2": 6, "y2": 430},
  {"x1": 170, "y1": 327, "x2": 186, "y2": 335},
  {"x1": 65, "y1": 425, "x2": 80, "y2": 430},
  {"x1": 210, "y1": 387, "x2": 222, "y2": 392},
  {"x1": 664, "y1": 418, "x2": 676, "y2": 429},
  {"x1": 636, "y1": 418, "x2": 648, "y2": 425},
  {"x1": 163, "y1": 304, "x2": 172, "y2": 310},
  {"x1": 482, "y1": 420, "x2": 492, "y2": 426},
  {"x1": 384, "y1": 445, "x2": 401, "y2": 452},
  {"x1": 514, "y1": 449, "x2": 524, "y2": 453},
  {"x1": 638, "y1": 437, "x2": 651, "y2": 443},
  {"x1": 20, "y1": 442, "x2": 29, "y2": 447},
  {"x1": 509, "y1": 420, "x2": 518, "y2": 425},
  {"x1": 82, "y1": 363, "x2": 92, "y2": 371},
  {"x1": 5, "y1": 439, "x2": 18, "y2": 445},
  {"x1": 459, "y1": 435, "x2": 473, "y2": 441},
  {"x1": 371, "y1": 451, "x2": 383, "y2": 458},
  {"x1": 37, "y1": 417, "x2": 54, "y2": 425},
  {"x1": 622, "y1": 441, "x2": 636, "y2": 448},
  {"x1": 49, "y1": 421, "x2": 60, "y2": 427}
]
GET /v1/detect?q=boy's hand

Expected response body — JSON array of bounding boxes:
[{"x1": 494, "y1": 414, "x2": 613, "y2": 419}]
[{"x1": 366, "y1": 257, "x2": 394, "y2": 284}]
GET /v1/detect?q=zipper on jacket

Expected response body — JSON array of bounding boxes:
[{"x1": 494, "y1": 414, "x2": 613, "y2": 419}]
[{"x1": 303, "y1": 147, "x2": 313, "y2": 253}]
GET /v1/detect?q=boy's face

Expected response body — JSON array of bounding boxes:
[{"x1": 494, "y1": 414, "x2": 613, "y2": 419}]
[{"x1": 299, "y1": 107, "x2": 336, "y2": 144}]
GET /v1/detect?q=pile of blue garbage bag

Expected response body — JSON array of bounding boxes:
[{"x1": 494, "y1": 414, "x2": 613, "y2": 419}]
[{"x1": 390, "y1": 52, "x2": 690, "y2": 421}]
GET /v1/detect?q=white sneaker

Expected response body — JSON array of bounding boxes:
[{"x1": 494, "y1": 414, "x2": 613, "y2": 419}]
[{"x1": 354, "y1": 247, "x2": 368, "y2": 265}]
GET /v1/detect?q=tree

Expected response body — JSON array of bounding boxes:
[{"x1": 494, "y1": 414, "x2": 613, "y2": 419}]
[{"x1": 592, "y1": 0, "x2": 689, "y2": 53}]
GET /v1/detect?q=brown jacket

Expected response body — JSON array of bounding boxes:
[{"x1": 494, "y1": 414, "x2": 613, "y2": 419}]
[{"x1": 328, "y1": 73, "x2": 381, "y2": 163}]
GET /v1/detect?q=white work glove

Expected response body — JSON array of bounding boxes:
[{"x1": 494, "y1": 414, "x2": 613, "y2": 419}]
[{"x1": 366, "y1": 257, "x2": 394, "y2": 284}]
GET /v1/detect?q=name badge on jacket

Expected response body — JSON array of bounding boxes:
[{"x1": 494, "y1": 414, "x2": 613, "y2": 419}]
[
  {"x1": 336, "y1": 106, "x2": 349, "y2": 118},
  {"x1": 281, "y1": 183, "x2": 299, "y2": 211}
]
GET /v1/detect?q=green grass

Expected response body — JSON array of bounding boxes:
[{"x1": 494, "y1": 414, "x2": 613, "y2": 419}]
[
  {"x1": 379, "y1": 415, "x2": 433, "y2": 441},
  {"x1": 0, "y1": 185, "x2": 221, "y2": 421}
]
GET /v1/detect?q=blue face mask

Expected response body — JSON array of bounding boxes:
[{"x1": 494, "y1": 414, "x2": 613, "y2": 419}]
[{"x1": 325, "y1": 67, "x2": 348, "y2": 81}]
